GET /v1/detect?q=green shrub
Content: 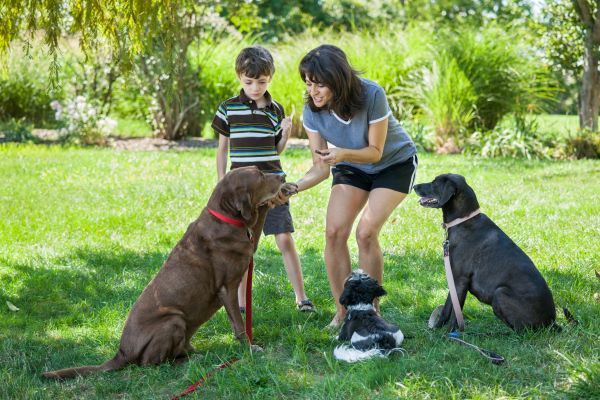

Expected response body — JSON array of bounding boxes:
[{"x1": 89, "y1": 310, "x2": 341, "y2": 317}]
[
  {"x1": 0, "y1": 45, "x2": 63, "y2": 127},
  {"x1": 51, "y1": 97, "x2": 117, "y2": 145},
  {"x1": 552, "y1": 131, "x2": 600, "y2": 159},
  {"x1": 439, "y1": 25, "x2": 556, "y2": 132},
  {"x1": 0, "y1": 118, "x2": 35, "y2": 142},
  {"x1": 465, "y1": 115, "x2": 552, "y2": 159}
]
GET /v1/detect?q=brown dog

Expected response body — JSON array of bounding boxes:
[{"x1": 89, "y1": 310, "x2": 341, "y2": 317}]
[{"x1": 42, "y1": 166, "x2": 286, "y2": 379}]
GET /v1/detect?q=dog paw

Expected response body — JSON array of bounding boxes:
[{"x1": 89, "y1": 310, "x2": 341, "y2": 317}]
[
  {"x1": 280, "y1": 183, "x2": 298, "y2": 197},
  {"x1": 428, "y1": 304, "x2": 444, "y2": 329}
]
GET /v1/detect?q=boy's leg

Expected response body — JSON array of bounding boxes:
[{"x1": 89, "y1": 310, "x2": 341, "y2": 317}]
[
  {"x1": 274, "y1": 232, "x2": 307, "y2": 303},
  {"x1": 238, "y1": 271, "x2": 248, "y2": 309}
]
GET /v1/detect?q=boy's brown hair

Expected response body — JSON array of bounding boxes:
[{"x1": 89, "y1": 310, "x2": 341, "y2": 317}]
[{"x1": 235, "y1": 46, "x2": 275, "y2": 78}]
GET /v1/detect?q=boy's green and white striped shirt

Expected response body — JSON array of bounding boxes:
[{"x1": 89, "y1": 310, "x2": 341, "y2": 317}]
[{"x1": 212, "y1": 89, "x2": 285, "y2": 175}]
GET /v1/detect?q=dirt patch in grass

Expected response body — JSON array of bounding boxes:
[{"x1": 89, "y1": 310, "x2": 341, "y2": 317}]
[{"x1": 19, "y1": 129, "x2": 310, "y2": 151}]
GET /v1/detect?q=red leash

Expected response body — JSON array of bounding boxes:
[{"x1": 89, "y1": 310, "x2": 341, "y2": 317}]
[
  {"x1": 170, "y1": 357, "x2": 240, "y2": 400},
  {"x1": 245, "y1": 256, "x2": 253, "y2": 343},
  {"x1": 170, "y1": 208, "x2": 254, "y2": 399}
]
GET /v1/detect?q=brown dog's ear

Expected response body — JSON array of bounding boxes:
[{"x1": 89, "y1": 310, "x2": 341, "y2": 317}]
[
  {"x1": 235, "y1": 193, "x2": 254, "y2": 222},
  {"x1": 438, "y1": 180, "x2": 456, "y2": 206}
]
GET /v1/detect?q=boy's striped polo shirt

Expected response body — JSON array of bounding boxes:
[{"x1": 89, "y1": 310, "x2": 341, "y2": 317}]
[{"x1": 211, "y1": 90, "x2": 285, "y2": 174}]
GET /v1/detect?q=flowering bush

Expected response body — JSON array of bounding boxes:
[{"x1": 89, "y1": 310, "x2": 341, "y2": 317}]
[{"x1": 50, "y1": 97, "x2": 117, "y2": 145}]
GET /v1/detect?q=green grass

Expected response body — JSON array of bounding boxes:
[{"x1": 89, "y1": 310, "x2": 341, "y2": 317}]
[
  {"x1": 535, "y1": 114, "x2": 580, "y2": 139},
  {"x1": 113, "y1": 117, "x2": 153, "y2": 138},
  {"x1": 1, "y1": 144, "x2": 598, "y2": 399}
]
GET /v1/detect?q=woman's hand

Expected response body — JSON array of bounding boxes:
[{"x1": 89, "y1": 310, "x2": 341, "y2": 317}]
[{"x1": 316, "y1": 148, "x2": 344, "y2": 165}]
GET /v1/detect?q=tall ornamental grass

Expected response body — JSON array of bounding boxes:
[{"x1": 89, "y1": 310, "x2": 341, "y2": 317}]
[
  {"x1": 402, "y1": 53, "x2": 476, "y2": 152},
  {"x1": 439, "y1": 25, "x2": 556, "y2": 132}
]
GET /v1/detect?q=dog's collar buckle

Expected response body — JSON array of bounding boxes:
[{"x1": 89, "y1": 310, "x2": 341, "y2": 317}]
[{"x1": 443, "y1": 240, "x2": 449, "y2": 257}]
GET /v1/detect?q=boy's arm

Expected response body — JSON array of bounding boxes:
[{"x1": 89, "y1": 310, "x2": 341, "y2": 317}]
[
  {"x1": 216, "y1": 135, "x2": 229, "y2": 180},
  {"x1": 276, "y1": 116, "x2": 292, "y2": 154}
]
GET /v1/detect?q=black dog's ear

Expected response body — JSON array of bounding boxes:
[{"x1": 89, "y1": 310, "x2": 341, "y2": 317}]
[
  {"x1": 339, "y1": 291, "x2": 349, "y2": 307},
  {"x1": 339, "y1": 280, "x2": 358, "y2": 307},
  {"x1": 339, "y1": 287, "x2": 351, "y2": 307},
  {"x1": 375, "y1": 285, "x2": 387, "y2": 298},
  {"x1": 438, "y1": 179, "x2": 456, "y2": 206}
]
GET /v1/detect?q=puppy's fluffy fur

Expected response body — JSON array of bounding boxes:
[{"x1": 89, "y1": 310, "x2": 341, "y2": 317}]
[{"x1": 334, "y1": 270, "x2": 404, "y2": 362}]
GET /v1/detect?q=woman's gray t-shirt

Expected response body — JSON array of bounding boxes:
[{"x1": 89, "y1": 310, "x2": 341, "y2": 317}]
[{"x1": 302, "y1": 78, "x2": 416, "y2": 174}]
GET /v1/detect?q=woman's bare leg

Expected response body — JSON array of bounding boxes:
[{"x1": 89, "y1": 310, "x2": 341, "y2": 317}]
[
  {"x1": 325, "y1": 184, "x2": 369, "y2": 327},
  {"x1": 356, "y1": 188, "x2": 408, "y2": 312}
]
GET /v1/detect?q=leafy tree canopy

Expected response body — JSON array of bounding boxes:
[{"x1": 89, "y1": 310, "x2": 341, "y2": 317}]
[{"x1": 0, "y1": 1, "x2": 225, "y2": 64}]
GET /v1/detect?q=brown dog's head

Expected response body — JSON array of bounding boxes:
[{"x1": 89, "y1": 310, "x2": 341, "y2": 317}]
[
  {"x1": 413, "y1": 173, "x2": 479, "y2": 218},
  {"x1": 210, "y1": 166, "x2": 285, "y2": 225}
]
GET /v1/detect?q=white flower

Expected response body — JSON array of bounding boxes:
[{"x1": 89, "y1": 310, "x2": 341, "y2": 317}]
[{"x1": 50, "y1": 100, "x2": 62, "y2": 110}]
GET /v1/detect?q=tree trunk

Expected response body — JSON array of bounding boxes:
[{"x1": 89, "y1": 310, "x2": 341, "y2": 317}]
[
  {"x1": 578, "y1": 32, "x2": 600, "y2": 130},
  {"x1": 574, "y1": 0, "x2": 600, "y2": 131}
]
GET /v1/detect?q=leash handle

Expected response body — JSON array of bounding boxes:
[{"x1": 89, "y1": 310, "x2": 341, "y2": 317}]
[
  {"x1": 443, "y1": 240, "x2": 465, "y2": 331},
  {"x1": 447, "y1": 334, "x2": 505, "y2": 365}
]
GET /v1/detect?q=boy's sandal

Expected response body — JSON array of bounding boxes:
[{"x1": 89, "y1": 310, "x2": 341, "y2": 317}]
[
  {"x1": 239, "y1": 306, "x2": 245, "y2": 314},
  {"x1": 297, "y1": 299, "x2": 316, "y2": 313}
]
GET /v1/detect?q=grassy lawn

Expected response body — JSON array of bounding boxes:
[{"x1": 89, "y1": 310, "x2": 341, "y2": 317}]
[
  {"x1": 534, "y1": 115, "x2": 580, "y2": 139},
  {"x1": 113, "y1": 117, "x2": 153, "y2": 138},
  {"x1": 0, "y1": 144, "x2": 598, "y2": 399}
]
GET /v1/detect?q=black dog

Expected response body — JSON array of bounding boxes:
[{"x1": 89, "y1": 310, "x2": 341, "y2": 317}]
[
  {"x1": 414, "y1": 174, "x2": 558, "y2": 331},
  {"x1": 334, "y1": 270, "x2": 404, "y2": 362}
]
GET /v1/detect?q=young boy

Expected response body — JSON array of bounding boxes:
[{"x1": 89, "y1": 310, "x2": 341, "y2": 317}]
[{"x1": 211, "y1": 46, "x2": 315, "y2": 313}]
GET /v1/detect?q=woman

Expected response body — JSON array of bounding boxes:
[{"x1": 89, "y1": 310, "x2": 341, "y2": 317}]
[{"x1": 284, "y1": 44, "x2": 417, "y2": 328}]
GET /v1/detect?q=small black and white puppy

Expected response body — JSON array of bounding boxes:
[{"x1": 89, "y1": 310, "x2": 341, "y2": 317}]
[{"x1": 334, "y1": 270, "x2": 404, "y2": 363}]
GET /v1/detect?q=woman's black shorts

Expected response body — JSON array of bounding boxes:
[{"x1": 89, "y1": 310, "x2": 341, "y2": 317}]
[{"x1": 331, "y1": 154, "x2": 418, "y2": 193}]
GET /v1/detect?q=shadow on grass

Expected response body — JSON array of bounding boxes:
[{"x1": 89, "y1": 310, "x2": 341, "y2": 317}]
[{"x1": 2, "y1": 242, "x2": 596, "y2": 398}]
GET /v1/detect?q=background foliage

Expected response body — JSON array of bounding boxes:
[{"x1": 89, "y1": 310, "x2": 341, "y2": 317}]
[{"x1": 0, "y1": 1, "x2": 598, "y2": 152}]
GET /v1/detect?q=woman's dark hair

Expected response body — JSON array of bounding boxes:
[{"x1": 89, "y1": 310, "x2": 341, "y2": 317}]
[{"x1": 299, "y1": 44, "x2": 364, "y2": 120}]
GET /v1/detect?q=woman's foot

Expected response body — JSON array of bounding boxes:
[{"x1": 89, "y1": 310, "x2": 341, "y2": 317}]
[{"x1": 327, "y1": 314, "x2": 344, "y2": 329}]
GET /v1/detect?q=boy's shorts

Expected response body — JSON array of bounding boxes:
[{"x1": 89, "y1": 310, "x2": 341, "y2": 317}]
[
  {"x1": 263, "y1": 203, "x2": 295, "y2": 236},
  {"x1": 332, "y1": 154, "x2": 418, "y2": 193}
]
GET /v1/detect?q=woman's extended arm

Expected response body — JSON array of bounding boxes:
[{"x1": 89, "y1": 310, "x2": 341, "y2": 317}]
[
  {"x1": 295, "y1": 130, "x2": 331, "y2": 192},
  {"x1": 318, "y1": 117, "x2": 389, "y2": 165}
]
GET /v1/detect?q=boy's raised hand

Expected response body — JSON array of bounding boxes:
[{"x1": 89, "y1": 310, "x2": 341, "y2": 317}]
[{"x1": 281, "y1": 116, "x2": 293, "y2": 136}]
